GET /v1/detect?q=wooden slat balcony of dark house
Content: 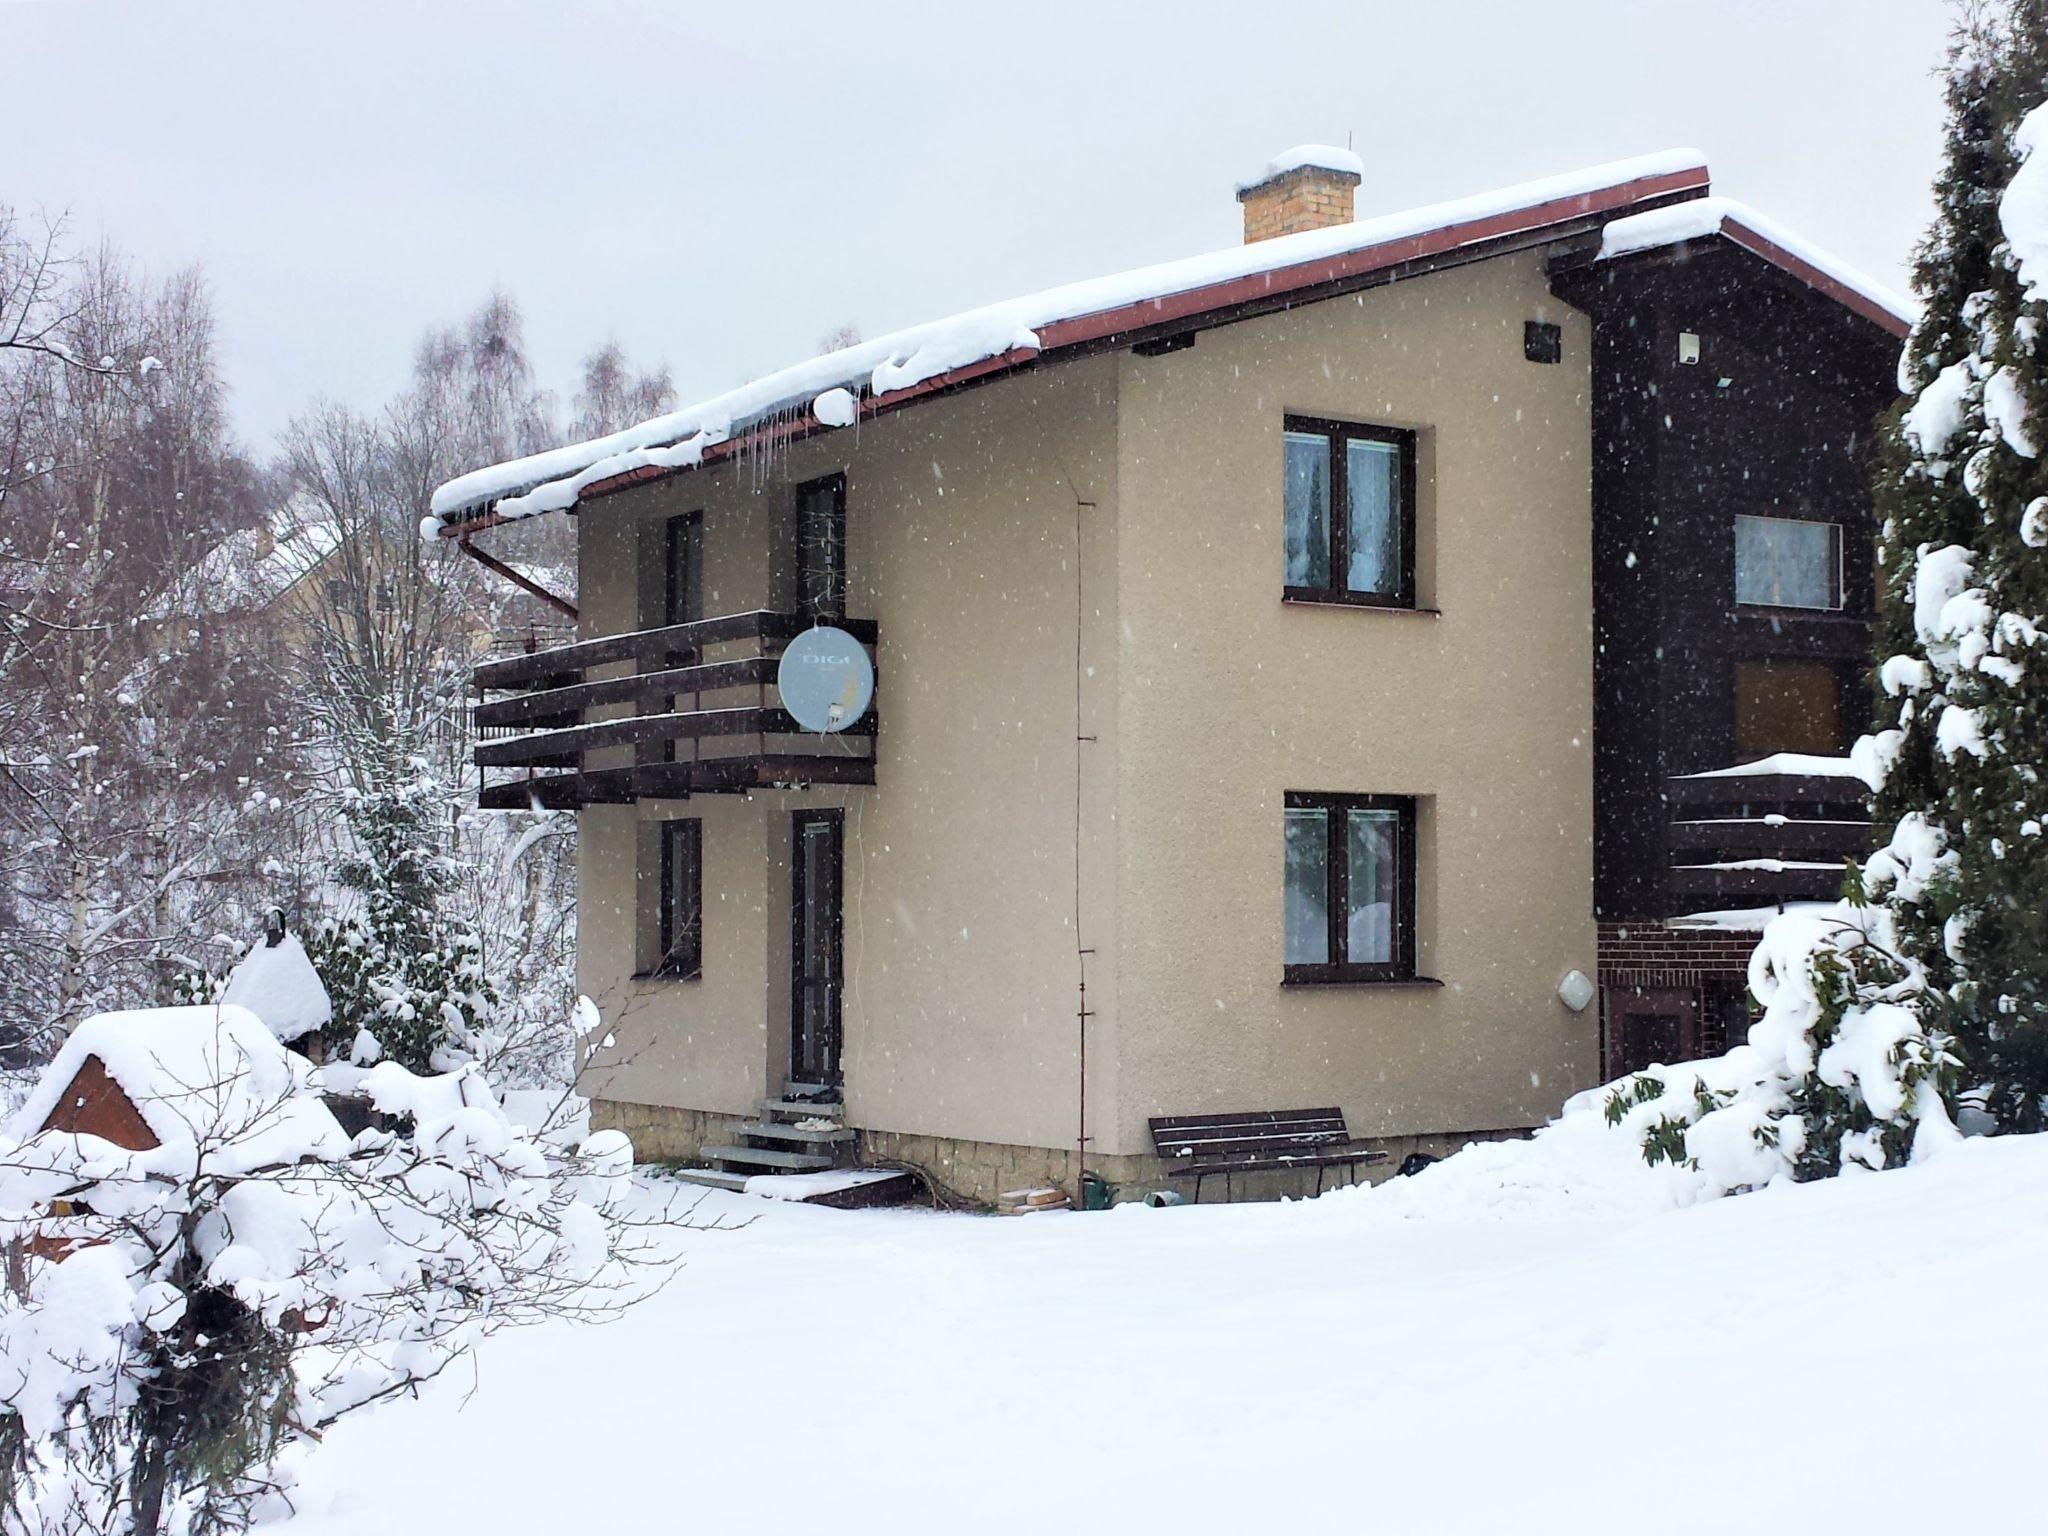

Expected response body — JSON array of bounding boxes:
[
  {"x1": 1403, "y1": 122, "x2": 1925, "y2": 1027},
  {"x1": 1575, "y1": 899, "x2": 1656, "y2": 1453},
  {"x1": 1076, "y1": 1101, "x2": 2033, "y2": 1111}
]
[
  {"x1": 469, "y1": 609, "x2": 879, "y2": 810},
  {"x1": 1662, "y1": 757, "x2": 1874, "y2": 911}
]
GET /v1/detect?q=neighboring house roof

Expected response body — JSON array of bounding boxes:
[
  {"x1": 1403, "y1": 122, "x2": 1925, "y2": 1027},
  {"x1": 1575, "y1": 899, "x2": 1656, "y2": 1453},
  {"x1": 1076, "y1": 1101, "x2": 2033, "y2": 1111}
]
[
  {"x1": 147, "y1": 495, "x2": 343, "y2": 621},
  {"x1": 428, "y1": 149, "x2": 1911, "y2": 535}
]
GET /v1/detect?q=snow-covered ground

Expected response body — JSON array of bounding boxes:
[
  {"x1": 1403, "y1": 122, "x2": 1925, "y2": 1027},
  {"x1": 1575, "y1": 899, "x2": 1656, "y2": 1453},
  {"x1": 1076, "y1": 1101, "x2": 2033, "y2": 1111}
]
[{"x1": 277, "y1": 1131, "x2": 2048, "y2": 1535}]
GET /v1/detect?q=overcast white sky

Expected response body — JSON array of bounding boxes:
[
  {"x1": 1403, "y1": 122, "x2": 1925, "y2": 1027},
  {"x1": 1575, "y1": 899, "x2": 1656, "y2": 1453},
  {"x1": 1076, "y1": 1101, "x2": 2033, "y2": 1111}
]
[{"x1": 7, "y1": 0, "x2": 1954, "y2": 453}]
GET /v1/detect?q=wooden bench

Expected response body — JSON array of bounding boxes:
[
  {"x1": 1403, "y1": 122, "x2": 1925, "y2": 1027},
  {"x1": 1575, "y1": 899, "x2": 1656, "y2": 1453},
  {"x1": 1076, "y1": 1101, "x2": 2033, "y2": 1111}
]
[{"x1": 1149, "y1": 1108, "x2": 1388, "y2": 1202}]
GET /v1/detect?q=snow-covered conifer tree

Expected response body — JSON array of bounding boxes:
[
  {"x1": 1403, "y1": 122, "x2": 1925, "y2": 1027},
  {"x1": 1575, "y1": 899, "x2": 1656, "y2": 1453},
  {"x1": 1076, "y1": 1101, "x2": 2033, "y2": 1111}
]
[{"x1": 1867, "y1": 0, "x2": 2048, "y2": 1131}]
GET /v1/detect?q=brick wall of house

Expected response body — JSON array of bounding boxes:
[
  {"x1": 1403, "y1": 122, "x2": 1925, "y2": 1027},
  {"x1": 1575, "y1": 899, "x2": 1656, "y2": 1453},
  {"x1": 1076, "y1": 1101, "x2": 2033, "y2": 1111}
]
[
  {"x1": 1596, "y1": 920, "x2": 1762, "y2": 1078},
  {"x1": 1596, "y1": 920, "x2": 1756, "y2": 991}
]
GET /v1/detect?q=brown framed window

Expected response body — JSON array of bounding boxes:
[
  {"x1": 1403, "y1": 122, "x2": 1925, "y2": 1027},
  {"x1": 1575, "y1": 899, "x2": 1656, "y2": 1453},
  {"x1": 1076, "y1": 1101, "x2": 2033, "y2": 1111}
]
[
  {"x1": 1733, "y1": 514, "x2": 1842, "y2": 611},
  {"x1": 1735, "y1": 659, "x2": 1845, "y2": 757},
  {"x1": 794, "y1": 472, "x2": 846, "y2": 621},
  {"x1": 664, "y1": 511, "x2": 704, "y2": 625},
  {"x1": 1283, "y1": 792, "x2": 1417, "y2": 984},
  {"x1": 656, "y1": 819, "x2": 702, "y2": 979},
  {"x1": 1282, "y1": 415, "x2": 1416, "y2": 608}
]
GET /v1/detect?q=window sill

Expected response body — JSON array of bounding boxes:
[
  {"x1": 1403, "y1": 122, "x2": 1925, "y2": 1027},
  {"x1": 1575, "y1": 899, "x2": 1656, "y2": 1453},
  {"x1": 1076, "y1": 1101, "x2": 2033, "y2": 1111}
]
[
  {"x1": 1732, "y1": 604, "x2": 1853, "y2": 622},
  {"x1": 631, "y1": 970, "x2": 702, "y2": 985},
  {"x1": 1283, "y1": 590, "x2": 1438, "y2": 615},
  {"x1": 1281, "y1": 974, "x2": 1444, "y2": 990}
]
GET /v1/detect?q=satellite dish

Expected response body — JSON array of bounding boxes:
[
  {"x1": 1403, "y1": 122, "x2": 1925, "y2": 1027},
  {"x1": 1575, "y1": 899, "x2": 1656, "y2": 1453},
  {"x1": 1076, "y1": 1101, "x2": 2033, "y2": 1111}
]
[{"x1": 777, "y1": 626, "x2": 874, "y2": 733}]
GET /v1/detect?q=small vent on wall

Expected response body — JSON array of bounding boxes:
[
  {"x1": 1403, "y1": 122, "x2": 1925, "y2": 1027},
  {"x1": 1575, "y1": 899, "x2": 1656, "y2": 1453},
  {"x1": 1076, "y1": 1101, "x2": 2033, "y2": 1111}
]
[
  {"x1": 1132, "y1": 332, "x2": 1196, "y2": 358},
  {"x1": 1524, "y1": 321, "x2": 1562, "y2": 365}
]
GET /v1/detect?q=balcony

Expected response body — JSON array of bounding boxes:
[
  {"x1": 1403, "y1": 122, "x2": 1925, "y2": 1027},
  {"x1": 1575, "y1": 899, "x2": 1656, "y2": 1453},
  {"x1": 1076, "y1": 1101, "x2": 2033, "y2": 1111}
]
[
  {"x1": 1664, "y1": 756, "x2": 1872, "y2": 912},
  {"x1": 471, "y1": 610, "x2": 878, "y2": 810}
]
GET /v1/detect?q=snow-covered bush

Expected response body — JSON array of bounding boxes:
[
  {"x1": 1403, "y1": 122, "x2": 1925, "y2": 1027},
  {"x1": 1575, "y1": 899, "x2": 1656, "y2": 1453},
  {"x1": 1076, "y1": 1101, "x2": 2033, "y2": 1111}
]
[
  {"x1": 0, "y1": 1005, "x2": 659, "y2": 1536},
  {"x1": 1604, "y1": 889, "x2": 1962, "y2": 1196}
]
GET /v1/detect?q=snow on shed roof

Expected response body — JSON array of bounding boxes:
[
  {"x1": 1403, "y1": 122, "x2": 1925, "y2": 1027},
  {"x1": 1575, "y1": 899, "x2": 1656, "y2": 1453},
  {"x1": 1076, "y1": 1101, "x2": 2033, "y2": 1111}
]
[
  {"x1": 428, "y1": 148, "x2": 1710, "y2": 531},
  {"x1": 219, "y1": 931, "x2": 332, "y2": 1044},
  {"x1": 1598, "y1": 196, "x2": 1915, "y2": 336},
  {"x1": 9, "y1": 1005, "x2": 347, "y2": 1172}
]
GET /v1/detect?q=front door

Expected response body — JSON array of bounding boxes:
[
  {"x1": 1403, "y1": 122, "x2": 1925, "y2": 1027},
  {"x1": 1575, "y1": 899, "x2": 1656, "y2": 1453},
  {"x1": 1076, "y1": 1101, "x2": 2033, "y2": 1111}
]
[
  {"x1": 1610, "y1": 986, "x2": 1702, "y2": 1078},
  {"x1": 790, "y1": 809, "x2": 844, "y2": 1087}
]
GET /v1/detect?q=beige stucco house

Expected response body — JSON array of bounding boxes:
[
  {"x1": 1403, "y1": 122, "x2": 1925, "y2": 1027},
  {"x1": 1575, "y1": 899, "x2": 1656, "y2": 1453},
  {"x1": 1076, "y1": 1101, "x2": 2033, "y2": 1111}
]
[{"x1": 433, "y1": 147, "x2": 1909, "y2": 1202}]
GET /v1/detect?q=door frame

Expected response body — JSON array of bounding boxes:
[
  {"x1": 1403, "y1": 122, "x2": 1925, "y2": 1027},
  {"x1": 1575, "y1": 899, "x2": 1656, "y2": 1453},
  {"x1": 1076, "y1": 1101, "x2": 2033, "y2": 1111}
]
[
  {"x1": 1606, "y1": 984, "x2": 1702, "y2": 1079},
  {"x1": 789, "y1": 807, "x2": 845, "y2": 1087}
]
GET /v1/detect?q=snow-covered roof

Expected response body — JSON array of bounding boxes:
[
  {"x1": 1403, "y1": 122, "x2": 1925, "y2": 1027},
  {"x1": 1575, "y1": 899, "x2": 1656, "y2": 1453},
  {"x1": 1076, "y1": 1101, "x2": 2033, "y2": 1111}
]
[
  {"x1": 1667, "y1": 901, "x2": 1835, "y2": 932},
  {"x1": 428, "y1": 148, "x2": 1709, "y2": 530},
  {"x1": 8, "y1": 1005, "x2": 347, "y2": 1173},
  {"x1": 428, "y1": 148, "x2": 1907, "y2": 534},
  {"x1": 146, "y1": 496, "x2": 341, "y2": 621},
  {"x1": 219, "y1": 932, "x2": 333, "y2": 1044},
  {"x1": 1238, "y1": 144, "x2": 1364, "y2": 192},
  {"x1": 1598, "y1": 196, "x2": 1914, "y2": 336}
]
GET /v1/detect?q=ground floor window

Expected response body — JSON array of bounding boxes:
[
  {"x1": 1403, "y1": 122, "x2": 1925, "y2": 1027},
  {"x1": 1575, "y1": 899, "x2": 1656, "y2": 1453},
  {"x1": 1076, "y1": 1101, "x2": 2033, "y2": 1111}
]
[
  {"x1": 643, "y1": 819, "x2": 702, "y2": 980},
  {"x1": 1283, "y1": 792, "x2": 1416, "y2": 983}
]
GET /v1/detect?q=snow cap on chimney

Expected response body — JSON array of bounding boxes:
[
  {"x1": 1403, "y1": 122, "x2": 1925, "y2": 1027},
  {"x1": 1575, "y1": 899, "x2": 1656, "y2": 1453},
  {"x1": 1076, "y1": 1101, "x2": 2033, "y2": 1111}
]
[{"x1": 1236, "y1": 145, "x2": 1364, "y2": 244}]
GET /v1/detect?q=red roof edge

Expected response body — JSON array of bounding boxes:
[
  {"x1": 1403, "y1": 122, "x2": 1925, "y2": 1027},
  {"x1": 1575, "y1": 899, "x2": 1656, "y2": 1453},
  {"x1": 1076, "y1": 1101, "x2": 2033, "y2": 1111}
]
[
  {"x1": 1035, "y1": 163, "x2": 1710, "y2": 351},
  {"x1": 556, "y1": 345, "x2": 1045, "y2": 513},
  {"x1": 1716, "y1": 217, "x2": 1912, "y2": 339},
  {"x1": 437, "y1": 160, "x2": 1710, "y2": 535}
]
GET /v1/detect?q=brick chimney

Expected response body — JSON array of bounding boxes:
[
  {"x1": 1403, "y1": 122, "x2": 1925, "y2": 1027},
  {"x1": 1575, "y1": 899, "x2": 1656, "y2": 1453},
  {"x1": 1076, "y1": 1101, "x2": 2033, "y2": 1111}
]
[{"x1": 1236, "y1": 145, "x2": 1364, "y2": 244}]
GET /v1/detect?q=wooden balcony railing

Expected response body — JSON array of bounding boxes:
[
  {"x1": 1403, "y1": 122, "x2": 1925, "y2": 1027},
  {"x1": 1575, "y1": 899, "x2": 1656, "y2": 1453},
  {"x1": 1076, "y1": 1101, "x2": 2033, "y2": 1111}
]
[
  {"x1": 1664, "y1": 757, "x2": 1871, "y2": 912},
  {"x1": 471, "y1": 609, "x2": 877, "y2": 809}
]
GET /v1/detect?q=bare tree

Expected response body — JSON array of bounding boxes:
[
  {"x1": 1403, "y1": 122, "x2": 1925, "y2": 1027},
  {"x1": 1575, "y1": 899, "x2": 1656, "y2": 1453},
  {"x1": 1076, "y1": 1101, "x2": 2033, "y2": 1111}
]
[
  {"x1": 0, "y1": 208, "x2": 121, "y2": 375},
  {"x1": 816, "y1": 321, "x2": 862, "y2": 354},
  {"x1": 569, "y1": 339, "x2": 675, "y2": 441},
  {"x1": 275, "y1": 298, "x2": 580, "y2": 1079},
  {"x1": 0, "y1": 244, "x2": 286, "y2": 1050}
]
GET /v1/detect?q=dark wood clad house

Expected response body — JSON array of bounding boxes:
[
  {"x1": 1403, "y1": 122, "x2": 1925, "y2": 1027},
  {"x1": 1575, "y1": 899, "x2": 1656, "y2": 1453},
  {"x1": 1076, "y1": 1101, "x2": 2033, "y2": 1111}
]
[{"x1": 1552, "y1": 205, "x2": 1908, "y2": 1076}]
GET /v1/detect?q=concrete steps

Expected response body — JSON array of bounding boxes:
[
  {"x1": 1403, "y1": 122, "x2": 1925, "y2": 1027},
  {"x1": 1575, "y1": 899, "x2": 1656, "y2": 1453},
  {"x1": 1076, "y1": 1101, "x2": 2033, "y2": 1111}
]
[
  {"x1": 735, "y1": 1119, "x2": 857, "y2": 1145},
  {"x1": 700, "y1": 1143, "x2": 836, "y2": 1172},
  {"x1": 759, "y1": 1098, "x2": 844, "y2": 1119},
  {"x1": 666, "y1": 1166, "x2": 749, "y2": 1192},
  {"x1": 668, "y1": 1082, "x2": 909, "y2": 1204}
]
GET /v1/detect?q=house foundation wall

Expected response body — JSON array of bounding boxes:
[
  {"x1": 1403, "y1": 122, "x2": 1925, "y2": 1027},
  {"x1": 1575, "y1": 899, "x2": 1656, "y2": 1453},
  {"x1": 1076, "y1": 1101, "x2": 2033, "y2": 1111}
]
[
  {"x1": 595, "y1": 1097, "x2": 1524, "y2": 1207},
  {"x1": 590, "y1": 1099, "x2": 750, "y2": 1166}
]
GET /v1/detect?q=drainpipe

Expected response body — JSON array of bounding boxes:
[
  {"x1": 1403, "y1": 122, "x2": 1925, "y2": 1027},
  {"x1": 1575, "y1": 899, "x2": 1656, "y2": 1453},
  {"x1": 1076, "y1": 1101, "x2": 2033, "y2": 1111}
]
[{"x1": 455, "y1": 534, "x2": 579, "y2": 622}]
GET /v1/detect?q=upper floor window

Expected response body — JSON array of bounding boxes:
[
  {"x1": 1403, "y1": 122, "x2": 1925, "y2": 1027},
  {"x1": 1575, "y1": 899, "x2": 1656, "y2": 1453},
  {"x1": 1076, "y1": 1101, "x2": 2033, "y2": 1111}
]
[
  {"x1": 1735, "y1": 659, "x2": 1845, "y2": 757},
  {"x1": 795, "y1": 473, "x2": 846, "y2": 621},
  {"x1": 1283, "y1": 792, "x2": 1417, "y2": 984},
  {"x1": 664, "y1": 511, "x2": 704, "y2": 625},
  {"x1": 1734, "y1": 514, "x2": 1841, "y2": 611},
  {"x1": 1283, "y1": 416, "x2": 1416, "y2": 608}
]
